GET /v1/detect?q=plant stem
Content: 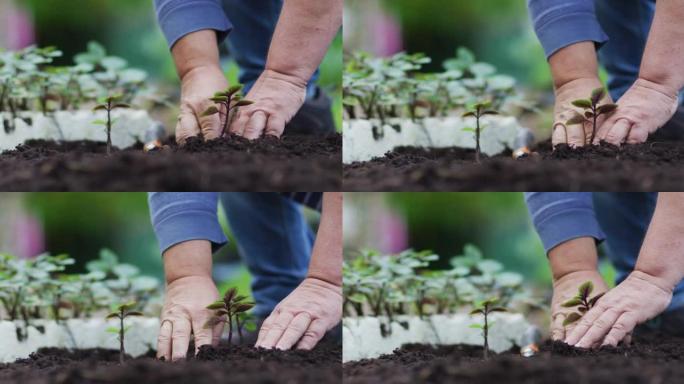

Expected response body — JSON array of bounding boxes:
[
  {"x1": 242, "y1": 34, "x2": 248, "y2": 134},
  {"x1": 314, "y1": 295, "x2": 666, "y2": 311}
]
[
  {"x1": 220, "y1": 100, "x2": 231, "y2": 138},
  {"x1": 590, "y1": 106, "x2": 598, "y2": 145},
  {"x1": 475, "y1": 111, "x2": 481, "y2": 163},
  {"x1": 483, "y1": 306, "x2": 489, "y2": 360},
  {"x1": 119, "y1": 312, "x2": 124, "y2": 364},
  {"x1": 227, "y1": 314, "x2": 233, "y2": 346},
  {"x1": 106, "y1": 102, "x2": 112, "y2": 156}
]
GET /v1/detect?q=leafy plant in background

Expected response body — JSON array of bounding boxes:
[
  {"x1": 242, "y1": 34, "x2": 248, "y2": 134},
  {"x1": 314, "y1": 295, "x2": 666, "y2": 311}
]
[
  {"x1": 566, "y1": 87, "x2": 618, "y2": 145},
  {"x1": 201, "y1": 85, "x2": 254, "y2": 138},
  {"x1": 205, "y1": 287, "x2": 255, "y2": 345},
  {"x1": 462, "y1": 101, "x2": 499, "y2": 163},
  {"x1": 469, "y1": 297, "x2": 507, "y2": 360},
  {"x1": 106, "y1": 302, "x2": 143, "y2": 364},
  {"x1": 92, "y1": 95, "x2": 131, "y2": 155},
  {"x1": 561, "y1": 281, "x2": 605, "y2": 327}
]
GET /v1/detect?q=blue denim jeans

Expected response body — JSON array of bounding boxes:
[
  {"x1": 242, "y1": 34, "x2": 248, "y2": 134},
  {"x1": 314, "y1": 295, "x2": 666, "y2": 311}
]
[
  {"x1": 220, "y1": 193, "x2": 314, "y2": 318},
  {"x1": 595, "y1": 0, "x2": 684, "y2": 104},
  {"x1": 593, "y1": 193, "x2": 684, "y2": 315},
  {"x1": 222, "y1": 0, "x2": 320, "y2": 99}
]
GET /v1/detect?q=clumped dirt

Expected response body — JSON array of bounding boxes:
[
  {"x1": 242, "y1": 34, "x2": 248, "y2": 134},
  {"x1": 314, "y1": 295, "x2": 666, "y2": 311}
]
[
  {"x1": 0, "y1": 133, "x2": 341, "y2": 191},
  {"x1": 0, "y1": 341, "x2": 341, "y2": 384},
  {"x1": 343, "y1": 333, "x2": 684, "y2": 384},
  {"x1": 343, "y1": 140, "x2": 684, "y2": 191}
]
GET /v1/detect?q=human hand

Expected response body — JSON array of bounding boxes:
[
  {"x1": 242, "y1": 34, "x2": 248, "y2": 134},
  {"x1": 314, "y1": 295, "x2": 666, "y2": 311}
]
[
  {"x1": 157, "y1": 275, "x2": 222, "y2": 361},
  {"x1": 594, "y1": 78, "x2": 679, "y2": 145},
  {"x1": 175, "y1": 65, "x2": 230, "y2": 145},
  {"x1": 552, "y1": 77, "x2": 614, "y2": 147},
  {"x1": 231, "y1": 69, "x2": 307, "y2": 140},
  {"x1": 255, "y1": 277, "x2": 342, "y2": 350},
  {"x1": 551, "y1": 270, "x2": 609, "y2": 342},
  {"x1": 564, "y1": 270, "x2": 672, "y2": 348}
]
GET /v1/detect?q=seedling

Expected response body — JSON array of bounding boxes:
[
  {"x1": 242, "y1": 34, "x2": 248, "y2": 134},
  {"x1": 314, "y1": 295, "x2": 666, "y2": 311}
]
[
  {"x1": 566, "y1": 87, "x2": 618, "y2": 145},
  {"x1": 469, "y1": 297, "x2": 507, "y2": 360},
  {"x1": 204, "y1": 287, "x2": 254, "y2": 345},
  {"x1": 201, "y1": 85, "x2": 254, "y2": 138},
  {"x1": 462, "y1": 101, "x2": 499, "y2": 163},
  {"x1": 106, "y1": 301, "x2": 143, "y2": 364},
  {"x1": 561, "y1": 281, "x2": 605, "y2": 327},
  {"x1": 93, "y1": 95, "x2": 131, "y2": 155}
]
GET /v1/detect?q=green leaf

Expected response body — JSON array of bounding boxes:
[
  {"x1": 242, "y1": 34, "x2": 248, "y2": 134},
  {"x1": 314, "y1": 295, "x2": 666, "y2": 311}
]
[
  {"x1": 206, "y1": 301, "x2": 225, "y2": 310},
  {"x1": 560, "y1": 297, "x2": 583, "y2": 308},
  {"x1": 469, "y1": 309, "x2": 484, "y2": 316},
  {"x1": 571, "y1": 99, "x2": 592, "y2": 109},
  {"x1": 462, "y1": 127, "x2": 475, "y2": 133},
  {"x1": 233, "y1": 100, "x2": 254, "y2": 107},
  {"x1": 489, "y1": 307, "x2": 508, "y2": 313},
  {"x1": 112, "y1": 103, "x2": 131, "y2": 109},
  {"x1": 91, "y1": 119, "x2": 107, "y2": 126},
  {"x1": 233, "y1": 303, "x2": 254, "y2": 313},
  {"x1": 125, "y1": 311, "x2": 144, "y2": 317},
  {"x1": 481, "y1": 110, "x2": 499, "y2": 116},
  {"x1": 589, "y1": 292, "x2": 606, "y2": 307},
  {"x1": 119, "y1": 301, "x2": 137, "y2": 311},
  {"x1": 562, "y1": 312, "x2": 582, "y2": 327},
  {"x1": 584, "y1": 111, "x2": 594, "y2": 118},
  {"x1": 93, "y1": 104, "x2": 107, "y2": 111},
  {"x1": 226, "y1": 85, "x2": 243, "y2": 96},
  {"x1": 566, "y1": 112, "x2": 586, "y2": 125},
  {"x1": 596, "y1": 104, "x2": 618, "y2": 115},
  {"x1": 106, "y1": 326, "x2": 119, "y2": 334},
  {"x1": 591, "y1": 88, "x2": 606, "y2": 104},
  {"x1": 210, "y1": 96, "x2": 229, "y2": 103},
  {"x1": 462, "y1": 111, "x2": 476, "y2": 118},
  {"x1": 106, "y1": 313, "x2": 119, "y2": 320},
  {"x1": 578, "y1": 281, "x2": 594, "y2": 299},
  {"x1": 201, "y1": 106, "x2": 219, "y2": 116},
  {"x1": 469, "y1": 323, "x2": 483, "y2": 329},
  {"x1": 224, "y1": 287, "x2": 238, "y2": 303}
]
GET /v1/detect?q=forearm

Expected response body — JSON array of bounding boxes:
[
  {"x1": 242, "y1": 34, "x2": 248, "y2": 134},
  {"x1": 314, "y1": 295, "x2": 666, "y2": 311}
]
[
  {"x1": 307, "y1": 192, "x2": 342, "y2": 286},
  {"x1": 171, "y1": 30, "x2": 222, "y2": 82},
  {"x1": 635, "y1": 192, "x2": 684, "y2": 291},
  {"x1": 163, "y1": 239, "x2": 213, "y2": 284},
  {"x1": 265, "y1": 0, "x2": 342, "y2": 87},
  {"x1": 548, "y1": 237, "x2": 599, "y2": 281},
  {"x1": 549, "y1": 41, "x2": 600, "y2": 89},
  {"x1": 639, "y1": 1, "x2": 684, "y2": 96}
]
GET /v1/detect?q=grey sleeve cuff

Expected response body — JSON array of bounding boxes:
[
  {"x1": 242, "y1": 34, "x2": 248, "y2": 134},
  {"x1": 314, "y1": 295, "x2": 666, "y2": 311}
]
[{"x1": 154, "y1": 0, "x2": 233, "y2": 49}]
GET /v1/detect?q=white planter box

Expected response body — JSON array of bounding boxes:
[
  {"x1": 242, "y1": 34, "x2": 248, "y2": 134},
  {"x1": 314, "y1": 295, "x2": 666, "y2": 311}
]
[
  {"x1": 0, "y1": 110, "x2": 163, "y2": 152},
  {"x1": 342, "y1": 116, "x2": 528, "y2": 164},
  {"x1": 342, "y1": 313, "x2": 531, "y2": 363},
  {"x1": 0, "y1": 317, "x2": 159, "y2": 363}
]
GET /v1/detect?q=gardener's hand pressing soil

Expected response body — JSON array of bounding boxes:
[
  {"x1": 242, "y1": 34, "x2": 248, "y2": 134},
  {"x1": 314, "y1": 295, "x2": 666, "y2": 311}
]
[
  {"x1": 594, "y1": 78, "x2": 679, "y2": 145},
  {"x1": 158, "y1": 240, "x2": 221, "y2": 361}
]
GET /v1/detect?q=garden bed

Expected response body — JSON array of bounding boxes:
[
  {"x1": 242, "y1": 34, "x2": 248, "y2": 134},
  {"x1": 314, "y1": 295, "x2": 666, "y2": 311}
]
[
  {"x1": 343, "y1": 140, "x2": 684, "y2": 191},
  {"x1": 0, "y1": 133, "x2": 341, "y2": 191},
  {"x1": 0, "y1": 339, "x2": 342, "y2": 384},
  {"x1": 343, "y1": 332, "x2": 684, "y2": 384}
]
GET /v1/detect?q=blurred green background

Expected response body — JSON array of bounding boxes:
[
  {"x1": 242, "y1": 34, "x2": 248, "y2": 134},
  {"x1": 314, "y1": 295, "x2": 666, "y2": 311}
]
[
  {"x1": 344, "y1": 192, "x2": 616, "y2": 289},
  {"x1": 0, "y1": 0, "x2": 342, "y2": 130}
]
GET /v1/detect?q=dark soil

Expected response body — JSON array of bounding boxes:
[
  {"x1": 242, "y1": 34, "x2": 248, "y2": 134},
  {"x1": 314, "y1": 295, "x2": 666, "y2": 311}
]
[
  {"x1": 0, "y1": 134, "x2": 341, "y2": 191},
  {"x1": 343, "y1": 140, "x2": 684, "y2": 191},
  {"x1": 343, "y1": 333, "x2": 684, "y2": 384},
  {"x1": 0, "y1": 340, "x2": 341, "y2": 384}
]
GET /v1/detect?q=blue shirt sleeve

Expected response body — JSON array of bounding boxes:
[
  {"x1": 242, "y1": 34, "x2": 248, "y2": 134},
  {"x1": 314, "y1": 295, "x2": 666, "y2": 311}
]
[
  {"x1": 154, "y1": 0, "x2": 233, "y2": 48},
  {"x1": 527, "y1": 0, "x2": 609, "y2": 59},
  {"x1": 525, "y1": 192, "x2": 605, "y2": 253},
  {"x1": 148, "y1": 192, "x2": 228, "y2": 254}
]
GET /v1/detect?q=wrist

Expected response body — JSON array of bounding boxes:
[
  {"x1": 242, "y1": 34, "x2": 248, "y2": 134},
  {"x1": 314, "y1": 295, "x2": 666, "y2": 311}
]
[
  {"x1": 307, "y1": 268, "x2": 342, "y2": 288},
  {"x1": 163, "y1": 240, "x2": 213, "y2": 284},
  {"x1": 632, "y1": 77, "x2": 679, "y2": 103},
  {"x1": 549, "y1": 42, "x2": 600, "y2": 90},
  {"x1": 548, "y1": 237, "x2": 599, "y2": 281},
  {"x1": 303, "y1": 276, "x2": 342, "y2": 295},
  {"x1": 261, "y1": 68, "x2": 308, "y2": 90},
  {"x1": 629, "y1": 269, "x2": 675, "y2": 295}
]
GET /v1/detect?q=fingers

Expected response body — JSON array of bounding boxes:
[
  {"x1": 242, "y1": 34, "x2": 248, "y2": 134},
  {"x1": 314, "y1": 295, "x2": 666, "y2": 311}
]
[
  {"x1": 157, "y1": 319, "x2": 173, "y2": 360},
  {"x1": 574, "y1": 308, "x2": 622, "y2": 349},
  {"x1": 197, "y1": 101, "x2": 224, "y2": 140},
  {"x1": 596, "y1": 118, "x2": 633, "y2": 146},
  {"x1": 255, "y1": 313, "x2": 275, "y2": 347},
  {"x1": 275, "y1": 312, "x2": 312, "y2": 350},
  {"x1": 564, "y1": 303, "x2": 605, "y2": 346},
  {"x1": 256, "y1": 310, "x2": 294, "y2": 349},
  {"x1": 171, "y1": 316, "x2": 192, "y2": 361},
  {"x1": 264, "y1": 115, "x2": 285, "y2": 138},
  {"x1": 625, "y1": 123, "x2": 648, "y2": 144},
  {"x1": 566, "y1": 121, "x2": 588, "y2": 147},
  {"x1": 550, "y1": 312, "x2": 566, "y2": 341},
  {"x1": 551, "y1": 123, "x2": 567, "y2": 147},
  {"x1": 243, "y1": 111, "x2": 268, "y2": 140},
  {"x1": 175, "y1": 103, "x2": 201, "y2": 145},
  {"x1": 296, "y1": 319, "x2": 328, "y2": 350},
  {"x1": 602, "y1": 314, "x2": 637, "y2": 347},
  {"x1": 191, "y1": 313, "x2": 214, "y2": 354},
  {"x1": 212, "y1": 321, "x2": 224, "y2": 346}
]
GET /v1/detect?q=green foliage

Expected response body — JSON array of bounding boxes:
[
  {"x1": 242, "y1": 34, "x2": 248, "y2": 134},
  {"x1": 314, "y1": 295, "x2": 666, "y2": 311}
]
[
  {"x1": 566, "y1": 87, "x2": 618, "y2": 144},
  {"x1": 461, "y1": 100, "x2": 499, "y2": 163},
  {"x1": 204, "y1": 287, "x2": 255, "y2": 346},
  {"x1": 106, "y1": 301, "x2": 144, "y2": 364},
  {"x1": 469, "y1": 297, "x2": 507, "y2": 359},
  {"x1": 561, "y1": 281, "x2": 605, "y2": 327},
  {"x1": 91, "y1": 94, "x2": 133, "y2": 155},
  {"x1": 201, "y1": 85, "x2": 254, "y2": 138}
]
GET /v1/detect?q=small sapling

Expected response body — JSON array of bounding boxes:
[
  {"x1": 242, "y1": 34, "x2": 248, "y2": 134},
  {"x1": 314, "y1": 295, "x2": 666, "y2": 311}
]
[
  {"x1": 93, "y1": 95, "x2": 131, "y2": 155},
  {"x1": 469, "y1": 297, "x2": 507, "y2": 360},
  {"x1": 106, "y1": 301, "x2": 143, "y2": 364},
  {"x1": 204, "y1": 287, "x2": 254, "y2": 345},
  {"x1": 561, "y1": 281, "x2": 605, "y2": 327},
  {"x1": 566, "y1": 87, "x2": 618, "y2": 145},
  {"x1": 201, "y1": 85, "x2": 254, "y2": 138},
  {"x1": 462, "y1": 101, "x2": 499, "y2": 163}
]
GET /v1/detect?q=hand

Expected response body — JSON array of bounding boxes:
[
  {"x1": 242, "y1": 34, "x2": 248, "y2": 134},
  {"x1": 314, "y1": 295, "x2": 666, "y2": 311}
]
[
  {"x1": 594, "y1": 78, "x2": 679, "y2": 145},
  {"x1": 551, "y1": 270, "x2": 609, "y2": 341},
  {"x1": 157, "y1": 275, "x2": 222, "y2": 361},
  {"x1": 552, "y1": 77, "x2": 614, "y2": 147},
  {"x1": 231, "y1": 69, "x2": 307, "y2": 140},
  {"x1": 565, "y1": 270, "x2": 673, "y2": 348},
  {"x1": 255, "y1": 277, "x2": 342, "y2": 350},
  {"x1": 176, "y1": 65, "x2": 229, "y2": 145}
]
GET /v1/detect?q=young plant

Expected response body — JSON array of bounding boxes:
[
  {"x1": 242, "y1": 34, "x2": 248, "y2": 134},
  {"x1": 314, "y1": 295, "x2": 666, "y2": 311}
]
[
  {"x1": 566, "y1": 87, "x2": 618, "y2": 145},
  {"x1": 204, "y1": 287, "x2": 255, "y2": 345},
  {"x1": 561, "y1": 281, "x2": 605, "y2": 327},
  {"x1": 462, "y1": 101, "x2": 499, "y2": 163},
  {"x1": 469, "y1": 297, "x2": 507, "y2": 360},
  {"x1": 106, "y1": 301, "x2": 143, "y2": 364},
  {"x1": 201, "y1": 85, "x2": 253, "y2": 138},
  {"x1": 93, "y1": 95, "x2": 131, "y2": 155}
]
